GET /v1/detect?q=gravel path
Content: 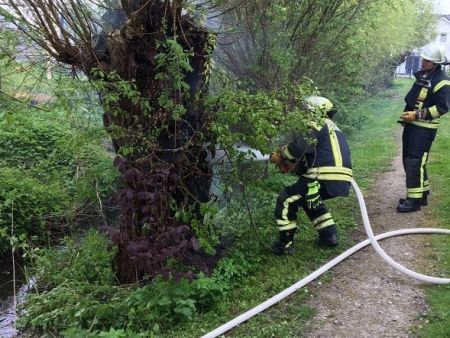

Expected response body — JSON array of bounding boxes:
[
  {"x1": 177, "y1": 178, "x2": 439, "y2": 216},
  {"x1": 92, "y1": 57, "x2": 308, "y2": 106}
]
[{"x1": 304, "y1": 135, "x2": 433, "y2": 338}]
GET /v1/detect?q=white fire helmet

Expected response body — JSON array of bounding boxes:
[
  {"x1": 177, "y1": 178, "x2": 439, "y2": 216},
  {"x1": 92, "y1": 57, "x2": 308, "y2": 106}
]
[
  {"x1": 304, "y1": 96, "x2": 334, "y2": 113},
  {"x1": 421, "y1": 44, "x2": 446, "y2": 64}
]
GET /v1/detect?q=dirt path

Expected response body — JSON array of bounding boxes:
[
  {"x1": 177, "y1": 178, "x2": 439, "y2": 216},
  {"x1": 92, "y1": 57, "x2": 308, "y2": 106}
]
[{"x1": 304, "y1": 135, "x2": 433, "y2": 338}]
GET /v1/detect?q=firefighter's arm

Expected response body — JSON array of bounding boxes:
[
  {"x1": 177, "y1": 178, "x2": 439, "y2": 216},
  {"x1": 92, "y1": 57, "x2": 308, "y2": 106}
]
[
  {"x1": 270, "y1": 133, "x2": 316, "y2": 174},
  {"x1": 421, "y1": 82, "x2": 450, "y2": 120},
  {"x1": 288, "y1": 133, "x2": 316, "y2": 157},
  {"x1": 402, "y1": 82, "x2": 450, "y2": 122}
]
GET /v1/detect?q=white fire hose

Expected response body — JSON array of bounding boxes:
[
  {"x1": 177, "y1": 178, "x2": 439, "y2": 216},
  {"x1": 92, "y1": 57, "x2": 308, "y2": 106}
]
[{"x1": 201, "y1": 178, "x2": 450, "y2": 338}]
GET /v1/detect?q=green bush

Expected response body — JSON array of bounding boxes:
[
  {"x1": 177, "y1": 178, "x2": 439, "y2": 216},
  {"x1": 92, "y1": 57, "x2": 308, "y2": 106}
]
[
  {"x1": 33, "y1": 230, "x2": 117, "y2": 287},
  {"x1": 0, "y1": 109, "x2": 118, "y2": 253},
  {"x1": 0, "y1": 168, "x2": 65, "y2": 253},
  {"x1": 0, "y1": 115, "x2": 68, "y2": 170},
  {"x1": 20, "y1": 230, "x2": 231, "y2": 336}
]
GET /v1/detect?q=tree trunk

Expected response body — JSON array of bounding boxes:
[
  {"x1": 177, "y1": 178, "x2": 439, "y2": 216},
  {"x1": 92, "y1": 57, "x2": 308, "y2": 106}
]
[{"x1": 90, "y1": 2, "x2": 214, "y2": 283}]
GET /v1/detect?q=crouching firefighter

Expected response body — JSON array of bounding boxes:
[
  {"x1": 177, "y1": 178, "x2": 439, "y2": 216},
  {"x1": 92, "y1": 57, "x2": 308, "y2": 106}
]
[
  {"x1": 270, "y1": 96, "x2": 353, "y2": 255},
  {"x1": 397, "y1": 44, "x2": 450, "y2": 213}
]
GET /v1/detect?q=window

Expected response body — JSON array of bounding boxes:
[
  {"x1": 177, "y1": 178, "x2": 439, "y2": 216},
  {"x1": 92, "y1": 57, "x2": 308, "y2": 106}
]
[{"x1": 440, "y1": 33, "x2": 447, "y2": 43}]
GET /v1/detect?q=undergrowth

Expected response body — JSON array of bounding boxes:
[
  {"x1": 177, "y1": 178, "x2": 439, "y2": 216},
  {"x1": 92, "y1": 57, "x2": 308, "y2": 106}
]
[
  {"x1": 0, "y1": 100, "x2": 118, "y2": 253},
  {"x1": 17, "y1": 79, "x2": 415, "y2": 337}
]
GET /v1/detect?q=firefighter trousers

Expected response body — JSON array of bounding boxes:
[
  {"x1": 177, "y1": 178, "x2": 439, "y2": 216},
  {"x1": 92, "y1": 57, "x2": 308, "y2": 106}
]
[
  {"x1": 402, "y1": 124, "x2": 436, "y2": 199},
  {"x1": 274, "y1": 177, "x2": 336, "y2": 233}
]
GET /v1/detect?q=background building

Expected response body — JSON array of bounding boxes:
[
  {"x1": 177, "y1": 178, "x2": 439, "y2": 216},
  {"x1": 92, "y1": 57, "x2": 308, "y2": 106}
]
[{"x1": 396, "y1": 15, "x2": 450, "y2": 76}]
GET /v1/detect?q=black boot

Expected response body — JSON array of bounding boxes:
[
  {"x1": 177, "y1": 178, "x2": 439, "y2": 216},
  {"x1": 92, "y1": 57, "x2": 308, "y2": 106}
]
[
  {"x1": 399, "y1": 195, "x2": 428, "y2": 206},
  {"x1": 318, "y1": 225, "x2": 338, "y2": 247},
  {"x1": 422, "y1": 192, "x2": 429, "y2": 206},
  {"x1": 271, "y1": 229, "x2": 296, "y2": 255},
  {"x1": 397, "y1": 198, "x2": 421, "y2": 213}
]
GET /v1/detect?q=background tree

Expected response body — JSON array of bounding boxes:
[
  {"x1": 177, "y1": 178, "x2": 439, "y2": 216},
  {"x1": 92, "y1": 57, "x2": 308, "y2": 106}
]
[{"x1": 215, "y1": 0, "x2": 434, "y2": 97}]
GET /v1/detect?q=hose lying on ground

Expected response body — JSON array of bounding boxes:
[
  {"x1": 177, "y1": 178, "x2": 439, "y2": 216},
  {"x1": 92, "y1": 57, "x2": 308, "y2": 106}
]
[{"x1": 201, "y1": 178, "x2": 450, "y2": 338}]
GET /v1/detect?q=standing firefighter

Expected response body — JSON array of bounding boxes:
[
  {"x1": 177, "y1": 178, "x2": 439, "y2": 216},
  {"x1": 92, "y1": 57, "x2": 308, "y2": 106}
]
[
  {"x1": 397, "y1": 44, "x2": 450, "y2": 213},
  {"x1": 270, "y1": 96, "x2": 352, "y2": 255}
]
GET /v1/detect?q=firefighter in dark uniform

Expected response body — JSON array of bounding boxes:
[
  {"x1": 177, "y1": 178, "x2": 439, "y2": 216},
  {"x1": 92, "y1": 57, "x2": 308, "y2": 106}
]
[
  {"x1": 397, "y1": 44, "x2": 450, "y2": 213},
  {"x1": 270, "y1": 96, "x2": 352, "y2": 255}
]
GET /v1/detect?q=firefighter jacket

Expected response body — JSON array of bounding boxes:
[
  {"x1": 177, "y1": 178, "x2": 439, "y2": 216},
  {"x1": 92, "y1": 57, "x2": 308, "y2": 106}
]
[
  {"x1": 280, "y1": 119, "x2": 352, "y2": 197},
  {"x1": 403, "y1": 67, "x2": 450, "y2": 129}
]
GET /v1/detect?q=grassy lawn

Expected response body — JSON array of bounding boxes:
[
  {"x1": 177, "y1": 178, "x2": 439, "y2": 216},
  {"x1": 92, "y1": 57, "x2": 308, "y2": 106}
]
[
  {"x1": 416, "y1": 115, "x2": 450, "y2": 338},
  {"x1": 165, "y1": 79, "x2": 415, "y2": 337}
]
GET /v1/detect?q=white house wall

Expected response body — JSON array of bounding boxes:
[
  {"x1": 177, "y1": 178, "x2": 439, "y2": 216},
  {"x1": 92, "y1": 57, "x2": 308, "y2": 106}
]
[{"x1": 434, "y1": 16, "x2": 450, "y2": 59}]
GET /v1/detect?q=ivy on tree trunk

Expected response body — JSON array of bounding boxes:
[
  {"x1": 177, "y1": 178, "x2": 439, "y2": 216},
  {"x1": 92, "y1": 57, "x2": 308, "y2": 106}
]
[{"x1": 3, "y1": 0, "x2": 216, "y2": 283}]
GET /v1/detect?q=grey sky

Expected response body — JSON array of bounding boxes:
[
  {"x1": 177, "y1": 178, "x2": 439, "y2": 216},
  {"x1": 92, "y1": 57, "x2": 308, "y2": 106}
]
[{"x1": 429, "y1": 0, "x2": 450, "y2": 14}]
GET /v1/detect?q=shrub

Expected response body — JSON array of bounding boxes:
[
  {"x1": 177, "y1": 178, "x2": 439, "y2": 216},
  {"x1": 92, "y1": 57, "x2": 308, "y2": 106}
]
[
  {"x1": 0, "y1": 168, "x2": 65, "y2": 253},
  {"x1": 20, "y1": 230, "x2": 230, "y2": 335},
  {"x1": 0, "y1": 110, "x2": 118, "y2": 253}
]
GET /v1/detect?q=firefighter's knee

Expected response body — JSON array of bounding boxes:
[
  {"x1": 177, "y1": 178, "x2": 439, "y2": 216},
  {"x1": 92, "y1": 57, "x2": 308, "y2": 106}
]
[
  {"x1": 274, "y1": 188, "x2": 302, "y2": 220},
  {"x1": 405, "y1": 157, "x2": 421, "y2": 171},
  {"x1": 276, "y1": 189, "x2": 290, "y2": 207},
  {"x1": 274, "y1": 189, "x2": 290, "y2": 216}
]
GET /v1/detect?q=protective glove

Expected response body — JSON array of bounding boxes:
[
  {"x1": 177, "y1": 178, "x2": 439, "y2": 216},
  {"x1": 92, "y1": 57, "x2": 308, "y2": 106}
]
[
  {"x1": 400, "y1": 111, "x2": 417, "y2": 123},
  {"x1": 270, "y1": 151, "x2": 294, "y2": 173},
  {"x1": 278, "y1": 160, "x2": 294, "y2": 174},
  {"x1": 269, "y1": 151, "x2": 283, "y2": 165}
]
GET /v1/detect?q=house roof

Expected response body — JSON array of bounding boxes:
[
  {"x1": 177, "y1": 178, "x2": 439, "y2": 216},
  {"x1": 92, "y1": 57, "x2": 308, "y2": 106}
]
[{"x1": 441, "y1": 15, "x2": 450, "y2": 23}]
